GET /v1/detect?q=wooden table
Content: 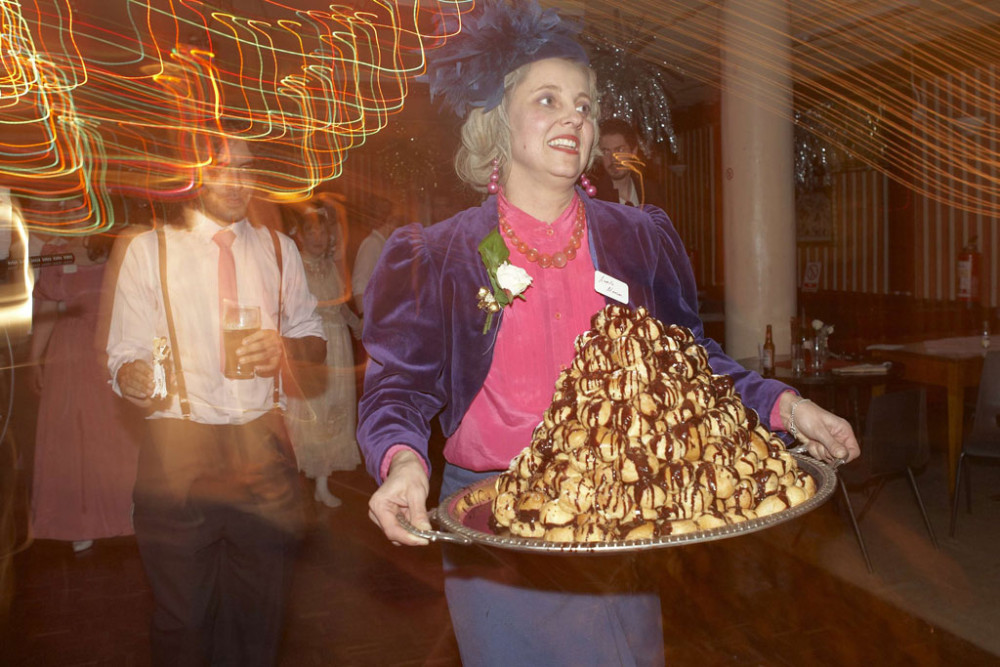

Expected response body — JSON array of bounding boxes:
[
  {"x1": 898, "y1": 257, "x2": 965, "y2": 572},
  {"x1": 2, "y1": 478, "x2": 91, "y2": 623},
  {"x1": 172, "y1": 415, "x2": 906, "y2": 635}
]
[{"x1": 870, "y1": 337, "x2": 986, "y2": 494}]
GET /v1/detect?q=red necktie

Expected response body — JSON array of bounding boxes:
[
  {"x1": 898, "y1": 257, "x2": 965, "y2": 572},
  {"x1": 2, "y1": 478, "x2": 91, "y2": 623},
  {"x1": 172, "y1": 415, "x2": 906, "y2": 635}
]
[{"x1": 213, "y1": 228, "x2": 237, "y2": 369}]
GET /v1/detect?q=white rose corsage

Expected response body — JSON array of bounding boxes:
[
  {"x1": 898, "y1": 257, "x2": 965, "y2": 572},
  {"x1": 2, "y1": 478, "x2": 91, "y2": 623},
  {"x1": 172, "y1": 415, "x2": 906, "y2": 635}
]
[{"x1": 477, "y1": 229, "x2": 532, "y2": 333}]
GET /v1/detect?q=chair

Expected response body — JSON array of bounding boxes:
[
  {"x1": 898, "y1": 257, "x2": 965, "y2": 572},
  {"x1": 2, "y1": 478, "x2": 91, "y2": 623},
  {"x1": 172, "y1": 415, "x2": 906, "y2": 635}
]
[
  {"x1": 838, "y1": 388, "x2": 938, "y2": 573},
  {"x1": 950, "y1": 351, "x2": 1000, "y2": 537}
]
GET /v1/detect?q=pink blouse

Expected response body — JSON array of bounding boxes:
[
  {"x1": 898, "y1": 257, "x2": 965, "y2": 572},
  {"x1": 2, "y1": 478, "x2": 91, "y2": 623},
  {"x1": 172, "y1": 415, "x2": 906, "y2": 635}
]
[{"x1": 443, "y1": 193, "x2": 606, "y2": 471}]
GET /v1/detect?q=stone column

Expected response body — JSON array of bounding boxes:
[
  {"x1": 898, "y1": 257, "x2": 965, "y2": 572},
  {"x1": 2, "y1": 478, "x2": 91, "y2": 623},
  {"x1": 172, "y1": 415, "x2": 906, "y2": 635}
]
[{"x1": 720, "y1": 0, "x2": 797, "y2": 360}]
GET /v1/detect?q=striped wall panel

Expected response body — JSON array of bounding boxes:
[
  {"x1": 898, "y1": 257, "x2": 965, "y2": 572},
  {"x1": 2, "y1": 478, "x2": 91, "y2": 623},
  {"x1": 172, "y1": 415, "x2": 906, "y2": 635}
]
[
  {"x1": 913, "y1": 63, "x2": 999, "y2": 308},
  {"x1": 796, "y1": 170, "x2": 890, "y2": 294},
  {"x1": 662, "y1": 125, "x2": 894, "y2": 296},
  {"x1": 661, "y1": 125, "x2": 719, "y2": 288}
]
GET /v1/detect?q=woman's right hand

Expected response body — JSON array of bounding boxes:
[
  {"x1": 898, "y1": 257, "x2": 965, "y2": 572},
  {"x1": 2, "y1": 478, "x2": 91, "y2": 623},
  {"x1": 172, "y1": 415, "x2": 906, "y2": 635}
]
[{"x1": 368, "y1": 449, "x2": 431, "y2": 546}]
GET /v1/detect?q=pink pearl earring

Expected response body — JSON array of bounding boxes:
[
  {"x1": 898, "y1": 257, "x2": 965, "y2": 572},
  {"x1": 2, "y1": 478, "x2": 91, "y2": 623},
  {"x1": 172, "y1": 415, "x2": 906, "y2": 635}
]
[
  {"x1": 487, "y1": 158, "x2": 500, "y2": 194},
  {"x1": 579, "y1": 173, "x2": 597, "y2": 197}
]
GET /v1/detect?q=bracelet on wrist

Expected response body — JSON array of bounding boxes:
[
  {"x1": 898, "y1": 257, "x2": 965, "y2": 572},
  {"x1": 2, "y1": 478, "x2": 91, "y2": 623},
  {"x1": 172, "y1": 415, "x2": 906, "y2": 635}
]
[{"x1": 787, "y1": 397, "x2": 812, "y2": 442}]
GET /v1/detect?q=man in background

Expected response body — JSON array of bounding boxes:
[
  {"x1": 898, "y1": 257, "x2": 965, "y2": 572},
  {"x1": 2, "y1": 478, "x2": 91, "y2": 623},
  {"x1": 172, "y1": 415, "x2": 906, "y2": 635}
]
[{"x1": 594, "y1": 118, "x2": 666, "y2": 210}]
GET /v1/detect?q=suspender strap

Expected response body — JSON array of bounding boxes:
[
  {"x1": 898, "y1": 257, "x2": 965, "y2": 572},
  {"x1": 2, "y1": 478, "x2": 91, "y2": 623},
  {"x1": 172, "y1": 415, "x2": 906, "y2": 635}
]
[
  {"x1": 157, "y1": 226, "x2": 285, "y2": 414},
  {"x1": 268, "y1": 227, "x2": 283, "y2": 408},
  {"x1": 156, "y1": 228, "x2": 191, "y2": 418}
]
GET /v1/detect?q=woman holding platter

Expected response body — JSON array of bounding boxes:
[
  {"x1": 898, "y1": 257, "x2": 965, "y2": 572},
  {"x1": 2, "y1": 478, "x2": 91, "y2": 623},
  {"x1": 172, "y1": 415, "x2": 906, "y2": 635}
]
[{"x1": 357, "y1": 2, "x2": 860, "y2": 664}]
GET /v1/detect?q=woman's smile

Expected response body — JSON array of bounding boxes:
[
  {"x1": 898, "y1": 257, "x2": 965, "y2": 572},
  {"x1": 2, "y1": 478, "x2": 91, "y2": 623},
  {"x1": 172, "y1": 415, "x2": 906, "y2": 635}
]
[{"x1": 547, "y1": 135, "x2": 581, "y2": 154}]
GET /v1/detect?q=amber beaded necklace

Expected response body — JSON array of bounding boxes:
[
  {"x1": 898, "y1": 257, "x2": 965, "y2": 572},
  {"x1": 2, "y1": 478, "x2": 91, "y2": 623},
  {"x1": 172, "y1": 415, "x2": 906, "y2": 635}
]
[{"x1": 498, "y1": 200, "x2": 585, "y2": 269}]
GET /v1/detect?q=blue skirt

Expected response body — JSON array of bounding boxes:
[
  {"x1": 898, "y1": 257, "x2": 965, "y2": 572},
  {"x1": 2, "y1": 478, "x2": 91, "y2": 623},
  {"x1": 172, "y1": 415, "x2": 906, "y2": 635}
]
[{"x1": 441, "y1": 463, "x2": 665, "y2": 667}]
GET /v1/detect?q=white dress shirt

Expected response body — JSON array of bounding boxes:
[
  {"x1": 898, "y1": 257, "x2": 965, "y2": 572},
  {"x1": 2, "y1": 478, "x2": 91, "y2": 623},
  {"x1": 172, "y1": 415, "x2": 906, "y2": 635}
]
[
  {"x1": 614, "y1": 176, "x2": 640, "y2": 207},
  {"x1": 107, "y1": 210, "x2": 324, "y2": 424},
  {"x1": 351, "y1": 229, "x2": 387, "y2": 300}
]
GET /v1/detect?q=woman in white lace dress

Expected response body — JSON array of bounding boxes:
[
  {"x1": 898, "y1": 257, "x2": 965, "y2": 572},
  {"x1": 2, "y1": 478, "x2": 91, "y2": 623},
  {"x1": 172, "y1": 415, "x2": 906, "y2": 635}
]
[{"x1": 285, "y1": 207, "x2": 361, "y2": 507}]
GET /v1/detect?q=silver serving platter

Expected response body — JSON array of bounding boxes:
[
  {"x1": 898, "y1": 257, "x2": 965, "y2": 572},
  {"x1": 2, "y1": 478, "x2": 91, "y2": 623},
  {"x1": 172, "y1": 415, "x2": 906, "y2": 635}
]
[{"x1": 400, "y1": 453, "x2": 837, "y2": 554}]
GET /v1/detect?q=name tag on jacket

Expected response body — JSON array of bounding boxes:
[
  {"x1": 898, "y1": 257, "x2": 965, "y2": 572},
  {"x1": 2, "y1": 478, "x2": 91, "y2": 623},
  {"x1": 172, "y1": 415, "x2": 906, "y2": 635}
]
[{"x1": 594, "y1": 270, "x2": 629, "y2": 304}]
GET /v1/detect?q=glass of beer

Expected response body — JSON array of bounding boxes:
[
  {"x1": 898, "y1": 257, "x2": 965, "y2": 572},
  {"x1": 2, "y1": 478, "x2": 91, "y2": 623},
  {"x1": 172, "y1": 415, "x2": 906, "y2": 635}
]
[{"x1": 222, "y1": 301, "x2": 261, "y2": 379}]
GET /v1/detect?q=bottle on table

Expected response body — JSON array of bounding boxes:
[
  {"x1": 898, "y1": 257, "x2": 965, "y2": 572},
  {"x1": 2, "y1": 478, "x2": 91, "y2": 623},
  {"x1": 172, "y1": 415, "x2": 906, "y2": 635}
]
[
  {"x1": 762, "y1": 324, "x2": 775, "y2": 377},
  {"x1": 983, "y1": 320, "x2": 991, "y2": 351}
]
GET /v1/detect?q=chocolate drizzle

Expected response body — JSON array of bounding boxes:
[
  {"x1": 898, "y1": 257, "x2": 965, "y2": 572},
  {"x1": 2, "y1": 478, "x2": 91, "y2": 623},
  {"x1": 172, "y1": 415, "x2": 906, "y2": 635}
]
[{"x1": 491, "y1": 304, "x2": 817, "y2": 542}]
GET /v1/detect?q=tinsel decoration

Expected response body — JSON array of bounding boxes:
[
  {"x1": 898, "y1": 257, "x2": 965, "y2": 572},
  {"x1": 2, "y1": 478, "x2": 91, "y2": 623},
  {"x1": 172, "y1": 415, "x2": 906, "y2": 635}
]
[
  {"x1": 425, "y1": 0, "x2": 588, "y2": 117},
  {"x1": 583, "y1": 15, "x2": 680, "y2": 154},
  {"x1": 794, "y1": 112, "x2": 840, "y2": 195},
  {"x1": 794, "y1": 101, "x2": 886, "y2": 191},
  {"x1": 793, "y1": 117, "x2": 837, "y2": 242},
  {"x1": 793, "y1": 102, "x2": 884, "y2": 242}
]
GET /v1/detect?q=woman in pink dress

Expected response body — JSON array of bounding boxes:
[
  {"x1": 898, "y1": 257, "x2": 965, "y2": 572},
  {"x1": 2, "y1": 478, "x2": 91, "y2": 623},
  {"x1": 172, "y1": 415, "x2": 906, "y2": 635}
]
[{"x1": 28, "y1": 233, "x2": 142, "y2": 551}]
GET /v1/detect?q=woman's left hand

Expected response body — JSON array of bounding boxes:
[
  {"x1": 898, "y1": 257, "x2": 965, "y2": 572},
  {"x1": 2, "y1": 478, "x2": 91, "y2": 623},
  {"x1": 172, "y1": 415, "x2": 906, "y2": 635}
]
[{"x1": 779, "y1": 393, "x2": 861, "y2": 465}]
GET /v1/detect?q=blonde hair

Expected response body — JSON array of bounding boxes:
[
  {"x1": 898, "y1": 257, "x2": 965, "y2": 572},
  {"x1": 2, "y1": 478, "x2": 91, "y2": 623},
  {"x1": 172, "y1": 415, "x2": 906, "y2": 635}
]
[{"x1": 455, "y1": 59, "x2": 601, "y2": 192}]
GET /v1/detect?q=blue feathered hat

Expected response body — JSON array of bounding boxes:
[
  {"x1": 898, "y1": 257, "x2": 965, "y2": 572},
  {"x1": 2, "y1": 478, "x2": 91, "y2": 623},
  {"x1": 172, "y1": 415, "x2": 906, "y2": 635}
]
[{"x1": 426, "y1": 0, "x2": 589, "y2": 117}]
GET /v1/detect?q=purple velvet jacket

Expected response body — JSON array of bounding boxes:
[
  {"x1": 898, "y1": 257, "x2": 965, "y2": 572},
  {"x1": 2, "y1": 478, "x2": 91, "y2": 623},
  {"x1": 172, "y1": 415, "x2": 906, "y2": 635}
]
[{"x1": 358, "y1": 191, "x2": 791, "y2": 482}]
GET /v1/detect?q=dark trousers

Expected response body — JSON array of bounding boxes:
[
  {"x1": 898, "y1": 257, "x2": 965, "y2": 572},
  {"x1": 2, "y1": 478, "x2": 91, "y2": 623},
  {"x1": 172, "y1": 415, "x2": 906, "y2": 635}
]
[{"x1": 133, "y1": 413, "x2": 304, "y2": 667}]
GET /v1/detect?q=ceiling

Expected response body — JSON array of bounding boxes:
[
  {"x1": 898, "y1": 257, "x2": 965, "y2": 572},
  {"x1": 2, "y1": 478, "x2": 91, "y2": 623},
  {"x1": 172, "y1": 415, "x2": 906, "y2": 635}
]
[
  {"x1": 7, "y1": 0, "x2": 1000, "y2": 204},
  {"x1": 568, "y1": 0, "x2": 1000, "y2": 111},
  {"x1": 48, "y1": 0, "x2": 1000, "y2": 112}
]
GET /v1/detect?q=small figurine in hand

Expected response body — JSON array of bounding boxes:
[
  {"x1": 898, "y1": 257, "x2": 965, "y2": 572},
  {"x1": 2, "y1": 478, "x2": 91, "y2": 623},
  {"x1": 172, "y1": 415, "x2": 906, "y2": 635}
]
[{"x1": 151, "y1": 337, "x2": 171, "y2": 399}]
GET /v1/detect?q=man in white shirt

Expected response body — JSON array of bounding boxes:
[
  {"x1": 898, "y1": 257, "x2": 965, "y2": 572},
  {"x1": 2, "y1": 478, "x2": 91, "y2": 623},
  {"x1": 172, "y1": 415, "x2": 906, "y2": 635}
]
[
  {"x1": 350, "y1": 197, "x2": 400, "y2": 316},
  {"x1": 107, "y1": 135, "x2": 325, "y2": 666},
  {"x1": 351, "y1": 227, "x2": 387, "y2": 315}
]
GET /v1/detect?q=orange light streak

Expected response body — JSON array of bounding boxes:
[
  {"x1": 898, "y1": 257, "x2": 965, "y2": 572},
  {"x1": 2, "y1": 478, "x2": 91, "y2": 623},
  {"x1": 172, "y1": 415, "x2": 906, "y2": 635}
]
[
  {"x1": 1, "y1": 0, "x2": 471, "y2": 234},
  {"x1": 586, "y1": 0, "x2": 1000, "y2": 216}
]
